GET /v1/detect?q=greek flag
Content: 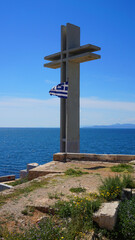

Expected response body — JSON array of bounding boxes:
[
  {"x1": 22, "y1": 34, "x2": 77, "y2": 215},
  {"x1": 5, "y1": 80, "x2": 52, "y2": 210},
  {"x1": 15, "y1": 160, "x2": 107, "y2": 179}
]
[{"x1": 49, "y1": 82, "x2": 68, "y2": 99}]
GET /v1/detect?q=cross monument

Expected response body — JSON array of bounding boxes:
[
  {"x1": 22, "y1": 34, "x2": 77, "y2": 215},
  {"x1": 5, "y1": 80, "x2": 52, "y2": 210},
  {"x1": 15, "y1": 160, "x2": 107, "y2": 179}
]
[{"x1": 44, "y1": 23, "x2": 101, "y2": 153}]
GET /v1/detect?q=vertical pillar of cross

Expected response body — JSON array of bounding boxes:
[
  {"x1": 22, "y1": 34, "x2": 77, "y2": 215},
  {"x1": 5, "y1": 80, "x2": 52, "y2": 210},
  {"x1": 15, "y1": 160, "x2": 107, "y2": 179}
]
[
  {"x1": 44, "y1": 23, "x2": 101, "y2": 154},
  {"x1": 60, "y1": 25, "x2": 67, "y2": 152},
  {"x1": 60, "y1": 23, "x2": 80, "y2": 153}
]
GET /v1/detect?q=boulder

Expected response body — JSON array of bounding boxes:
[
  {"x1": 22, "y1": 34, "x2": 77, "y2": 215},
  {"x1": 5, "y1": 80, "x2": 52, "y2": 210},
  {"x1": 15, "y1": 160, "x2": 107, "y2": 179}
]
[{"x1": 93, "y1": 201, "x2": 119, "y2": 230}]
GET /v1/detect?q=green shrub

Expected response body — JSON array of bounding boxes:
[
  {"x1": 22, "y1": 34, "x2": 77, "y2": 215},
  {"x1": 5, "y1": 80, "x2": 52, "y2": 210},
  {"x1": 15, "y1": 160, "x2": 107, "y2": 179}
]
[
  {"x1": 54, "y1": 196, "x2": 101, "y2": 232},
  {"x1": 116, "y1": 197, "x2": 135, "y2": 240},
  {"x1": 99, "y1": 175, "x2": 135, "y2": 201},
  {"x1": 21, "y1": 208, "x2": 28, "y2": 215},
  {"x1": 65, "y1": 168, "x2": 88, "y2": 176},
  {"x1": 104, "y1": 197, "x2": 135, "y2": 240},
  {"x1": 48, "y1": 192, "x2": 61, "y2": 199},
  {"x1": 21, "y1": 206, "x2": 35, "y2": 216},
  {"x1": 122, "y1": 174, "x2": 135, "y2": 188},
  {"x1": 0, "y1": 197, "x2": 101, "y2": 240},
  {"x1": 26, "y1": 218, "x2": 62, "y2": 240},
  {"x1": 7, "y1": 177, "x2": 29, "y2": 186},
  {"x1": 54, "y1": 200, "x2": 72, "y2": 218},
  {"x1": 99, "y1": 175, "x2": 122, "y2": 201},
  {"x1": 0, "y1": 218, "x2": 62, "y2": 240},
  {"x1": 111, "y1": 164, "x2": 134, "y2": 173}
]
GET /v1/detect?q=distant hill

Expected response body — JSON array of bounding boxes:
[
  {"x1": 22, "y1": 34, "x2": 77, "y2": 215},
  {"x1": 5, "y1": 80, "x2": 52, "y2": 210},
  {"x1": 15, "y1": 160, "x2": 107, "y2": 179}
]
[{"x1": 84, "y1": 123, "x2": 135, "y2": 129}]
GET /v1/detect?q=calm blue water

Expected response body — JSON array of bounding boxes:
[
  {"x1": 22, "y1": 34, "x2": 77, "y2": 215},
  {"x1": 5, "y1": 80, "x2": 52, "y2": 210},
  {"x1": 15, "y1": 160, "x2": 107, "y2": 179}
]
[{"x1": 0, "y1": 128, "x2": 135, "y2": 178}]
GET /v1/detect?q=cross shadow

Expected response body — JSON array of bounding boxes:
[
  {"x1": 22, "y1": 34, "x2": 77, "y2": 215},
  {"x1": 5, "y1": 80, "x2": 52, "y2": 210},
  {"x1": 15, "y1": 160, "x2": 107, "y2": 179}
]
[{"x1": 84, "y1": 166, "x2": 106, "y2": 170}]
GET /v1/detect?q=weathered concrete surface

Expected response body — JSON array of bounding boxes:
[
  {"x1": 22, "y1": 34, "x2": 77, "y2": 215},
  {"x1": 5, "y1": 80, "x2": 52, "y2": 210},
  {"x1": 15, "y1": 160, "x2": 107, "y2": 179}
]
[
  {"x1": 0, "y1": 183, "x2": 13, "y2": 192},
  {"x1": 20, "y1": 169, "x2": 27, "y2": 179},
  {"x1": 0, "y1": 175, "x2": 15, "y2": 183},
  {"x1": 28, "y1": 159, "x2": 123, "y2": 181},
  {"x1": 28, "y1": 162, "x2": 64, "y2": 180},
  {"x1": 20, "y1": 163, "x2": 39, "y2": 179},
  {"x1": 53, "y1": 153, "x2": 135, "y2": 163},
  {"x1": 54, "y1": 153, "x2": 67, "y2": 162},
  {"x1": 129, "y1": 160, "x2": 135, "y2": 165},
  {"x1": 93, "y1": 201, "x2": 119, "y2": 230},
  {"x1": 27, "y1": 163, "x2": 39, "y2": 172},
  {"x1": 60, "y1": 23, "x2": 80, "y2": 153}
]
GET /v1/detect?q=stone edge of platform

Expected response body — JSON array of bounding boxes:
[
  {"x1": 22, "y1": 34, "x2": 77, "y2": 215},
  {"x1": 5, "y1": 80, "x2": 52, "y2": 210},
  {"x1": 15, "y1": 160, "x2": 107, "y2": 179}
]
[{"x1": 53, "y1": 152, "x2": 135, "y2": 163}]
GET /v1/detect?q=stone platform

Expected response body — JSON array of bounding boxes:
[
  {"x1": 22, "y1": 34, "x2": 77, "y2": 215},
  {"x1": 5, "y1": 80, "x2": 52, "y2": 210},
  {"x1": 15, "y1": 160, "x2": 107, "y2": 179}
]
[{"x1": 28, "y1": 153, "x2": 135, "y2": 180}]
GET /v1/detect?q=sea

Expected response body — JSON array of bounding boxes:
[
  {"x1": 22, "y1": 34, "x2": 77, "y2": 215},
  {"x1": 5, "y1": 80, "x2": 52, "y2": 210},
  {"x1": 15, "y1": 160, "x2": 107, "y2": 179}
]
[{"x1": 0, "y1": 128, "x2": 135, "y2": 178}]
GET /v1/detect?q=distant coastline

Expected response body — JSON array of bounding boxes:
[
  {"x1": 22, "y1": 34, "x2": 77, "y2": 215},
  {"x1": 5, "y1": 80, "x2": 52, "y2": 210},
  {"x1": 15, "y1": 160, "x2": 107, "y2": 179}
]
[
  {"x1": 0, "y1": 124, "x2": 135, "y2": 129},
  {"x1": 83, "y1": 123, "x2": 135, "y2": 129}
]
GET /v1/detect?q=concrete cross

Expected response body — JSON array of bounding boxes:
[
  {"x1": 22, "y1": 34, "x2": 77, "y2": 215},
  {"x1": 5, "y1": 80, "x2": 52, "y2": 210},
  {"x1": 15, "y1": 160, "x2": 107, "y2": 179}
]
[{"x1": 44, "y1": 23, "x2": 101, "y2": 153}]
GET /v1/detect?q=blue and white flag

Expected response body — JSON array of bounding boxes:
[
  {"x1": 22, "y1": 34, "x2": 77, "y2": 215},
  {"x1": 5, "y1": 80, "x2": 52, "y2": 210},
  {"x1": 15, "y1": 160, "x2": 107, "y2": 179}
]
[{"x1": 49, "y1": 82, "x2": 68, "y2": 99}]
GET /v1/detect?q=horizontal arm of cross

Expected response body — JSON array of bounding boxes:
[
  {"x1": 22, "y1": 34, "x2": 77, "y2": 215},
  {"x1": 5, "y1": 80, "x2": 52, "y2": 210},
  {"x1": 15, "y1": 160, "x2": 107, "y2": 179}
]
[
  {"x1": 44, "y1": 44, "x2": 101, "y2": 69},
  {"x1": 44, "y1": 52, "x2": 101, "y2": 69}
]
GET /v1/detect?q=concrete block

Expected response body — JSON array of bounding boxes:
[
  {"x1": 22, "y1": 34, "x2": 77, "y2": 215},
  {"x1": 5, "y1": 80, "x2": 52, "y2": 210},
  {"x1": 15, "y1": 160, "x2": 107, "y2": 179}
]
[
  {"x1": 0, "y1": 183, "x2": 13, "y2": 192},
  {"x1": 0, "y1": 175, "x2": 15, "y2": 182},
  {"x1": 93, "y1": 201, "x2": 120, "y2": 230},
  {"x1": 122, "y1": 188, "x2": 132, "y2": 200},
  {"x1": 129, "y1": 160, "x2": 135, "y2": 165},
  {"x1": 132, "y1": 189, "x2": 135, "y2": 197},
  {"x1": 20, "y1": 169, "x2": 27, "y2": 179},
  {"x1": 27, "y1": 163, "x2": 39, "y2": 172}
]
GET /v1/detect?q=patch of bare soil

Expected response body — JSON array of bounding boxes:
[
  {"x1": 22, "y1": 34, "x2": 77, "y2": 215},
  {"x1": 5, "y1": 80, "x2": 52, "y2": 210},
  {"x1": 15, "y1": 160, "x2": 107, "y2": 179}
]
[{"x1": 0, "y1": 161, "x2": 131, "y2": 232}]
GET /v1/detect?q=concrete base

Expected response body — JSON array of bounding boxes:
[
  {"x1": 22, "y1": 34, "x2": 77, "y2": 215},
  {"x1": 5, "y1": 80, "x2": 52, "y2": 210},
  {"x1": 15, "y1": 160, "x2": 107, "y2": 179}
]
[
  {"x1": 0, "y1": 175, "x2": 15, "y2": 183},
  {"x1": 20, "y1": 163, "x2": 39, "y2": 179},
  {"x1": 53, "y1": 153, "x2": 135, "y2": 163},
  {"x1": 121, "y1": 188, "x2": 135, "y2": 200},
  {"x1": 132, "y1": 189, "x2": 135, "y2": 197},
  {"x1": 28, "y1": 162, "x2": 63, "y2": 180},
  {"x1": 27, "y1": 163, "x2": 39, "y2": 172},
  {"x1": 122, "y1": 188, "x2": 132, "y2": 200},
  {"x1": 20, "y1": 169, "x2": 27, "y2": 179},
  {"x1": 27, "y1": 153, "x2": 135, "y2": 180},
  {"x1": 0, "y1": 183, "x2": 13, "y2": 192}
]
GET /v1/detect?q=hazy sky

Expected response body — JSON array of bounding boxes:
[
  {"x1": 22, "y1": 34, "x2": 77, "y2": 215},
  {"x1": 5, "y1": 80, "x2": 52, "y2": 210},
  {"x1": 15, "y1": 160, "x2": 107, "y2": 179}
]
[{"x1": 0, "y1": 0, "x2": 135, "y2": 127}]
